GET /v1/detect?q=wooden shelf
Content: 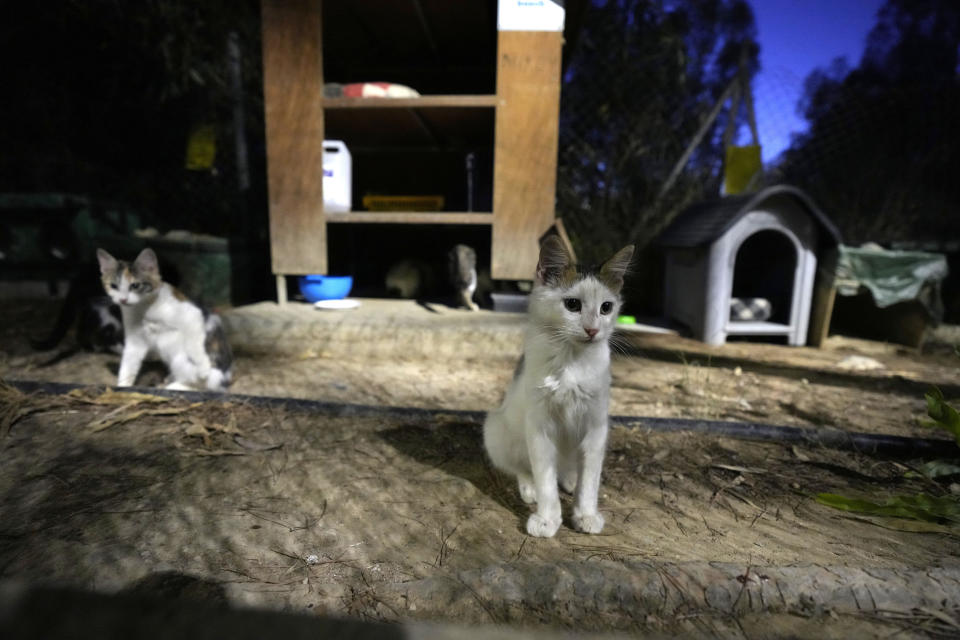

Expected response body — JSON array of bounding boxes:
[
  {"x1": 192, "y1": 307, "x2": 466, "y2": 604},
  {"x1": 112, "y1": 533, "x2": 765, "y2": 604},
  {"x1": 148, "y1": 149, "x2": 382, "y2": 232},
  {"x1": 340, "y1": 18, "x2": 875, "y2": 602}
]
[
  {"x1": 325, "y1": 211, "x2": 492, "y2": 225},
  {"x1": 262, "y1": 0, "x2": 563, "y2": 286},
  {"x1": 322, "y1": 95, "x2": 498, "y2": 109},
  {"x1": 325, "y1": 106, "x2": 494, "y2": 148}
]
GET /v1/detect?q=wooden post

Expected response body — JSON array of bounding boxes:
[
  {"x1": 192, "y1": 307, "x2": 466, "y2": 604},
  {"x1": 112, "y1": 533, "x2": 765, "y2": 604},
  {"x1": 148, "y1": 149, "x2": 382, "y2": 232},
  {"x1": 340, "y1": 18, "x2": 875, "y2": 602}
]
[
  {"x1": 275, "y1": 274, "x2": 288, "y2": 305},
  {"x1": 807, "y1": 247, "x2": 838, "y2": 347},
  {"x1": 261, "y1": 0, "x2": 327, "y2": 290},
  {"x1": 492, "y1": 30, "x2": 563, "y2": 281}
]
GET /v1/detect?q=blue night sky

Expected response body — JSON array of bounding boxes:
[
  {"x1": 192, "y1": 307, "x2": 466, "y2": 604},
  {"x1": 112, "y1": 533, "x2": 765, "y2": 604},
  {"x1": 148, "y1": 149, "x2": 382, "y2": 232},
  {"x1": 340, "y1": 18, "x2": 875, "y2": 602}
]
[{"x1": 750, "y1": 0, "x2": 885, "y2": 163}]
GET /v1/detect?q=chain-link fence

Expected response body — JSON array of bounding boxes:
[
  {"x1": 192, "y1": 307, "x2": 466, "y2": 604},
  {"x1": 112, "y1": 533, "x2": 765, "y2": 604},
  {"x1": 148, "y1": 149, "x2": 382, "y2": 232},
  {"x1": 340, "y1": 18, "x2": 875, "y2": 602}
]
[
  {"x1": 556, "y1": 0, "x2": 762, "y2": 264},
  {"x1": 765, "y1": 83, "x2": 960, "y2": 246},
  {"x1": 4, "y1": 1, "x2": 958, "y2": 313},
  {"x1": 557, "y1": 1, "x2": 960, "y2": 250},
  {"x1": 555, "y1": 0, "x2": 959, "y2": 318}
]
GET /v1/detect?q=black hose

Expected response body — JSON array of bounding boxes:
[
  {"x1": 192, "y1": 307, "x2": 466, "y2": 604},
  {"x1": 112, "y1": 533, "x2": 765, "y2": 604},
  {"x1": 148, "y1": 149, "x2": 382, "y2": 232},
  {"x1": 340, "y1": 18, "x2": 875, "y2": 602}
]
[{"x1": 7, "y1": 379, "x2": 954, "y2": 458}]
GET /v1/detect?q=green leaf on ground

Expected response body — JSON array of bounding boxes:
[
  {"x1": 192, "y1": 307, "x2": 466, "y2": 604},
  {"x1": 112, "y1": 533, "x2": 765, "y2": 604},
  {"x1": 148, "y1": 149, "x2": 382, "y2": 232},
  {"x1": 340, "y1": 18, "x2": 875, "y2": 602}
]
[
  {"x1": 843, "y1": 514, "x2": 957, "y2": 535},
  {"x1": 914, "y1": 460, "x2": 960, "y2": 479},
  {"x1": 816, "y1": 493, "x2": 960, "y2": 525},
  {"x1": 925, "y1": 386, "x2": 960, "y2": 444}
]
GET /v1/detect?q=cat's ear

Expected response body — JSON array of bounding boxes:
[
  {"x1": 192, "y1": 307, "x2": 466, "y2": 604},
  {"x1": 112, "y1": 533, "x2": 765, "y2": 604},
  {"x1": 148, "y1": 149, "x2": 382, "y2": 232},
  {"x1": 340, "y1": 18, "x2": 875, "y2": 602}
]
[
  {"x1": 536, "y1": 235, "x2": 572, "y2": 286},
  {"x1": 96, "y1": 248, "x2": 117, "y2": 275},
  {"x1": 600, "y1": 244, "x2": 634, "y2": 293},
  {"x1": 133, "y1": 248, "x2": 160, "y2": 276}
]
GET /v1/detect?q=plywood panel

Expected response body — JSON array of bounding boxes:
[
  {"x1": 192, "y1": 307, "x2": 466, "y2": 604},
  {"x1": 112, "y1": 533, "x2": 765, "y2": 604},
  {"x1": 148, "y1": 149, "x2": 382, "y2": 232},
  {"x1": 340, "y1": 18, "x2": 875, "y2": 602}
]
[
  {"x1": 261, "y1": 0, "x2": 327, "y2": 275},
  {"x1": 492, "y1": 30, "x2": 562, "y2": 281}
]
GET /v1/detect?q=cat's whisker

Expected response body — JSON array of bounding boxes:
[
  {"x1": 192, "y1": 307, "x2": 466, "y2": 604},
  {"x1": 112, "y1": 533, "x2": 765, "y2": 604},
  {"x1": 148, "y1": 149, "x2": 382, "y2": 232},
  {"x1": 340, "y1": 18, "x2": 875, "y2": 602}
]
[{"x1": 608, "y1": 331, "x2": 634, "y2": 356}]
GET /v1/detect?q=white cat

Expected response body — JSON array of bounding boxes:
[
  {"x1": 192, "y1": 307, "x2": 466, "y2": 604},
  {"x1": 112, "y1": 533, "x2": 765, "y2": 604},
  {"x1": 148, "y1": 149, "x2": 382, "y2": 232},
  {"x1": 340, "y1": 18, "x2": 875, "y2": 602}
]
[
  {"x1": 97, "y1": 247, "x2": 234, "y2": 391},
  {"x1": 483, "y1": 236, "x2": 633, "y2": 537}
]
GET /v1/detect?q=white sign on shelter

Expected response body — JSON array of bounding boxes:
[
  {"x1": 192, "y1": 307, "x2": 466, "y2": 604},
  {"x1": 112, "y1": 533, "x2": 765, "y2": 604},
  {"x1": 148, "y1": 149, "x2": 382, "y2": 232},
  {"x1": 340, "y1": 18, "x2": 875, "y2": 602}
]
[{"x1": 498, "y1": 0, "x2": 565, "y2": 31}]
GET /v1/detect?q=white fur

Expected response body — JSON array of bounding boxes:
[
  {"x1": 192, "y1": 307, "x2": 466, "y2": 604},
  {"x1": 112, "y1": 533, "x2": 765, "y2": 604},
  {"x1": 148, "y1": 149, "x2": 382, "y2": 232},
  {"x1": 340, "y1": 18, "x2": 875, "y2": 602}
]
[
  {"x1": 460, "y1": 269, "x2": 479, "y2": 311},
  {"x1": 110, "y1": 279, "x2": 222, "y2": 391},
  {"x1": 484, "y1": 274, "x2": 623, "y2": 537}
]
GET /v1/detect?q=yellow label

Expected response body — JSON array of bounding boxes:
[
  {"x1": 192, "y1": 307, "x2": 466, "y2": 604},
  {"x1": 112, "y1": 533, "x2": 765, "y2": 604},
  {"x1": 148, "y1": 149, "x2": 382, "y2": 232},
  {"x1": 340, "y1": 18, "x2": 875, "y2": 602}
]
[
  {"x1": 362, "y1": 195, "x2": 445, "y2": 211},
  {"x1": 185, "y1": 124, "x2": 217, "y2": 170},
  {"x1": 724, "y1": 145, "x2": 762, "y2": 195}
]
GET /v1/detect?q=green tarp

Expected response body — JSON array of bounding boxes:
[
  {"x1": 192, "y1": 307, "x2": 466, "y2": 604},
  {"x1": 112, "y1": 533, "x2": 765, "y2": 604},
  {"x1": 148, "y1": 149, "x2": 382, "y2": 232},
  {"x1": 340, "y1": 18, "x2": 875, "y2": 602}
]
[{"x1": 836, "y1": 244, "x2": 949, "y2": 321}]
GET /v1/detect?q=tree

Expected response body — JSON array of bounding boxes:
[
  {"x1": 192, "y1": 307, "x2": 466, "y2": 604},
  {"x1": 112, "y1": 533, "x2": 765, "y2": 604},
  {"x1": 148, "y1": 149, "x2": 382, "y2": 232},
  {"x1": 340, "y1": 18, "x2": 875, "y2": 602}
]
[
  {"x1": 556, "y1": 0, "x2": 759, "y2": 263},
  {"x1": 773, "y1": 0, "x2": 960, "y2": 244},
  {"x1": 0, "y1": 0, "x2": 265, "y2": 236}
]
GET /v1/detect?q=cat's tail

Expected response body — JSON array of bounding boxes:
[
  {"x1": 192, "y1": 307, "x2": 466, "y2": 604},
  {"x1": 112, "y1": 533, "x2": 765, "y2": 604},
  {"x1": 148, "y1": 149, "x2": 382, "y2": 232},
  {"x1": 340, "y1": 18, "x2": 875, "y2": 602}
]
[
  {"x1": 203, "y1": 313, "x2": 234, "y2": 391},
  {"x1": 30, "y1": 277, "x2": 82, "y2": 350}
]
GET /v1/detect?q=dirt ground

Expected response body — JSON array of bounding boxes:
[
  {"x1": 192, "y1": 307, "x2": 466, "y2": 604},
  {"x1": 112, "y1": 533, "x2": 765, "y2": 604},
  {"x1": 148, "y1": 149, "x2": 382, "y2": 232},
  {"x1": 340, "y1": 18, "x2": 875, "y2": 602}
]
[
  {"x1": 2, "y1": 297, "x2": 960, "y2": 638},
  {"x1": 3, "y1": 297, "x2": 958, "y2": 440}
]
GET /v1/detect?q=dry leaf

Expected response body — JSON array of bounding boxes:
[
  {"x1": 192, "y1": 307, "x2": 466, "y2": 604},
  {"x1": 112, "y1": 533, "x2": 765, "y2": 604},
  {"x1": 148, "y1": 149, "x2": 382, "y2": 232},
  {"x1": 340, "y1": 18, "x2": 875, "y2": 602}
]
[
  {"x1": 70, "y1": 388, "x2": 170, "y2": 405},
  {"x1": 234, "y1": 435, "x2": 282, "y2": 451},
  {"x1": 187, "y1": 449, "x2": 247, "y2": 457},
  {"x1": 711, "y1": 464, "x2": 767, "y2": 474},
  {"x1": 185, "y1": 422, "x2": 210, "y2": 437},
  {"x1": 88, "y1": 402, "x2": 201, "y2": 433},
  {"x1": 209, "y1": 417, "x2": 243, "y2": 435}
]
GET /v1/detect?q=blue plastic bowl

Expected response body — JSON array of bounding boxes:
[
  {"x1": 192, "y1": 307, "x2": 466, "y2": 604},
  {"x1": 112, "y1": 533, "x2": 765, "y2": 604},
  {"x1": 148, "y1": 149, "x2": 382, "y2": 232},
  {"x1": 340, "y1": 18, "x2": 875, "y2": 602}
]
[{"x1": 298, "y1": 275, "x2": 353, "y2": 302}]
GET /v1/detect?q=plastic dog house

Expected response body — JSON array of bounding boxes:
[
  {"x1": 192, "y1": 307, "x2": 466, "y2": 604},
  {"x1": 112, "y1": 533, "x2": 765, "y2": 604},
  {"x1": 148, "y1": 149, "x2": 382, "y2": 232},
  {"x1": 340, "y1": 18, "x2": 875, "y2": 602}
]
[{"x1": 658, "y1": 185, "x2": 840, "y2": 346}]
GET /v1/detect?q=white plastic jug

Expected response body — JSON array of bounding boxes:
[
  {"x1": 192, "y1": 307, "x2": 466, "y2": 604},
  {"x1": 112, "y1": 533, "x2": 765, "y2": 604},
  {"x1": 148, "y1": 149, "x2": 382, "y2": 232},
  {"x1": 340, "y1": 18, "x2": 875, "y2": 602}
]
[{"x1": 322, "y1": 140, "x2": 352, "y2": 213}]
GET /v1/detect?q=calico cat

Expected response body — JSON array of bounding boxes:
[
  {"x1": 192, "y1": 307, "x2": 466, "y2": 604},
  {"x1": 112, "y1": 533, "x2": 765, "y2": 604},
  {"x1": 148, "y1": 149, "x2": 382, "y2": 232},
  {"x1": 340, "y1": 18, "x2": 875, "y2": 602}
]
[
  {"x1": 32, "y1": 253, "x2": 184, "y2": 355},
  {"x1": 483, "y1": 236, "x2": 633, "y2": 537},
  {"x1": 97, "y1": 247, "x2": 233, "y2": 391}
]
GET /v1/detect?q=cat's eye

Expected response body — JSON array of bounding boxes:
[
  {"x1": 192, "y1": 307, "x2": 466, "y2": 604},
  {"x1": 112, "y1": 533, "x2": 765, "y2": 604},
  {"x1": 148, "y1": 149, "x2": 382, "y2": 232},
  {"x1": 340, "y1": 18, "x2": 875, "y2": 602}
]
[
  {"x1": 563, "y1": 298, "x2": 582, "y2": 312},
  {"x1": 600, "y1": 301, "x2": 614, "y2": 315},
  {"x1": 110, "y1": 284, "x2": 118, "y2": 290},
  {"x1": 130, "y1": 282, "x2": 141, "y2": 291}
]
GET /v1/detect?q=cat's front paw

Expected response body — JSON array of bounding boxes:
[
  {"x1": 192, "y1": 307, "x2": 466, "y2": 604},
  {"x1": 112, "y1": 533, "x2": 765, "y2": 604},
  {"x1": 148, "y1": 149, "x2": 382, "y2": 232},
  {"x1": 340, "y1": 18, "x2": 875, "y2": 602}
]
[
  {"x1": 526, "y1": 513, "x2": 561, "y2": 537},
  {"x1": 572, "y1": 510, "x2": 605, "y2": 534}
]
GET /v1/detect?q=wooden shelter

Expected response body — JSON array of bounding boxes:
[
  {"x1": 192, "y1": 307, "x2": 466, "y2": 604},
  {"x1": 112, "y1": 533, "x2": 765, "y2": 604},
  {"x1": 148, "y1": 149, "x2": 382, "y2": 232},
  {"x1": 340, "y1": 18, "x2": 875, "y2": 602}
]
[{"x1": 259, "y1": 0, "x2": 579, "y2": 302}]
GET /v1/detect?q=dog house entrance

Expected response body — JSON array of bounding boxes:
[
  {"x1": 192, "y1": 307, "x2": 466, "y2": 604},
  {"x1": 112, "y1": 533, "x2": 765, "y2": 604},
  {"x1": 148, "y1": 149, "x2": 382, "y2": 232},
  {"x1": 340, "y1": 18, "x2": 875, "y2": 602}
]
[{"x1": 729, "y1": 230, "x2": 797, "y2": 340}]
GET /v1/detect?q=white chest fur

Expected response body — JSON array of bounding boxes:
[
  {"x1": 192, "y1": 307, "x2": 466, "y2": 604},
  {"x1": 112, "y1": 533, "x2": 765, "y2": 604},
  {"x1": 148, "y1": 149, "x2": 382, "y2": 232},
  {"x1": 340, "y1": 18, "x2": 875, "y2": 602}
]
[
  {"x1": 539, "y1": 362, "x2": 599, "y2": 405},
  {"x1": 528, "y1": 338, "x2": 610, "y2": 425},
  {"x1": 123, "y1": 286, "x2": 204, "y2": 350}
]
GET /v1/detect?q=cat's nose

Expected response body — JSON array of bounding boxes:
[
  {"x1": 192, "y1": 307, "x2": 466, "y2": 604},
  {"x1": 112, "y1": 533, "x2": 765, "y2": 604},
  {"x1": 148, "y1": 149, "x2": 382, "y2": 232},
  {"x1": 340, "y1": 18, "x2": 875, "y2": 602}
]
[{"x1": 584, "y1": 327, "x2": 598, "y2": 338}]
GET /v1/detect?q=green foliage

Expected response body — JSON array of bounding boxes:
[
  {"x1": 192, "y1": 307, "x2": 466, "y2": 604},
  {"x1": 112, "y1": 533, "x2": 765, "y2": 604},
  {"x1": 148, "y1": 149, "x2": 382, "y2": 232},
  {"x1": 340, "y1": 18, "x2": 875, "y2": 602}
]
[
  {"x1": 815, "y1": 493, "x2": 960, "y2": 525},
  {"x1": 817, "y1": 386, "x2": 960, "y2": 527},
  {"x1": 908, "y1": 460, "x2": 960, "y2": 480},
  {"x1": 925, "y1": 386, "x2": 960, "y2": 445}
]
